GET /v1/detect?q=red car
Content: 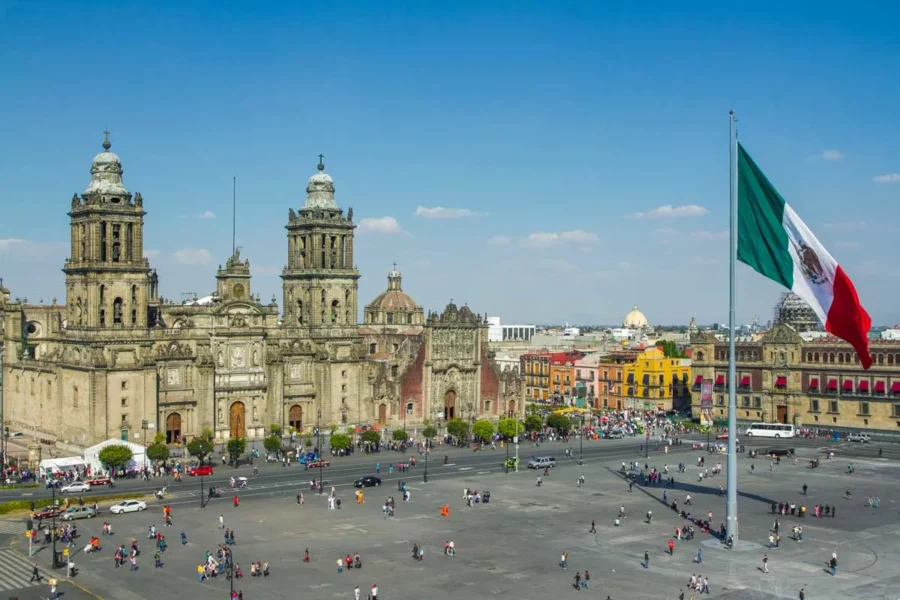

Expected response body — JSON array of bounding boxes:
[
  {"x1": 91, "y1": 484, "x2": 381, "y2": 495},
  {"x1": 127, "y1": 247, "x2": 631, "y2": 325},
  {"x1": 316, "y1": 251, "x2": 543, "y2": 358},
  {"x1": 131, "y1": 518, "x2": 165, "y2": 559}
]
[
  {"x1": 32, "y1": 506, "x2": 61, "y2": 520},
  {"x1": 189, "y1": 465, "x2": 214, "y2": 477},
  {"x1": 84, "y1": 477, "x2": 111, "y2": 487},
  {"x1": 307, "y1": 460, "x2": 331, "y2": 468}
]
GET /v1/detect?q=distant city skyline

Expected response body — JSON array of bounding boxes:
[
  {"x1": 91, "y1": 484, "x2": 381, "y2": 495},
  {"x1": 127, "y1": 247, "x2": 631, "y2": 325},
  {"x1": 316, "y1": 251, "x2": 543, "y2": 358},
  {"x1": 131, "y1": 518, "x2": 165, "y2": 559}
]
[{"x1": 2, "y1": 3, "x2": 899, "y2": 325}]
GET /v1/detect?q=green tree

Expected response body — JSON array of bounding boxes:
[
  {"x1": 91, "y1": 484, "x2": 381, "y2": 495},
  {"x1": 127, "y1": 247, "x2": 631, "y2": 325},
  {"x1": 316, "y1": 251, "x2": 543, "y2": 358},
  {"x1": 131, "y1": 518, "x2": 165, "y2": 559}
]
[
  {"x1": 146, "y1": 442, "x2": 170, "y2": 464},
  {"x1": 330, "y1": 433, "x2": 351, "y2": 451},
  {"x1": 304, "y1": 435, "x2": 313, "y2": 448},
  {"x1": 97, "y1": 444, "x2": 133, "y2": 470},
  {"x1": 226, "y1": 436, "x2": 247, "y2": 466},
  {"x1": 422, "y1": 425, "x2": 437, "y2": 440},
  {"x1": 263, "y1": 434, "x2": 282, "y2": 457},
  {"x1": 361, "y1": 430, "x2": 381, "y2": 445},
  {"x1": 472, "y1": 419, "x2": 495, "y2": 442},
  {"x1": 524, "y1": 414, "x2": 543, "y2": 432},
  {"x1": 498, "y1": 418, "x2": 522, "y2": 439},
  {"x1": 269, "y1": 424, "x2": 283, "y2": 436},
  {"x1": 186, "y1": 428, "x2": 215, "y2": 464},
  {"x1": 546, "y1": 413, "x2": 572, "y2": 433},
  {"x1": 392, "y1": 429, "x2": 409, "y2": 442},
  {"x1": 656, "y1": 340, "x2": 685, "y2": 358},
  {"x1": 446, "y1": 418, "x2": 469, "y2": 440},
  {"x1": 153, "y1": 432, "x2": 166, "y2": 445}
]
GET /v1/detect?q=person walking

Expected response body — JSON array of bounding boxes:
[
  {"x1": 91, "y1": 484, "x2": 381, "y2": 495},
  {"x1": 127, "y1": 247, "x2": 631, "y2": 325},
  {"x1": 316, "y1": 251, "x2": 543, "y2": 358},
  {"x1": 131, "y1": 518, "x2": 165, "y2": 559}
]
[
  {"x1": 354, "y1": 585, "x2": 360, "y2": 600},
  {"x1": 582, "y1": 570, "x2": 590, "y2": 589},
  {"x1": 219, "y1": 514, "x2": 225, "y2": 529},
  {"x1": 644, "y1": 550, "x2": 650, "y2": 568},
  {"x1": 589, "y1": 519, "x2": 597, "y2": 534},
  {"x1": 371, "y1": 583, "x2": 379, "y2": 600},
  {"x1": 29, "y1": 563, "x2": 40, "y2": 582},
  {"x1": 762, "y1": 554, "x2": 769, "y2": 573},
  {"x1": 573, "y1": 572, "x2": 581, "y2": 589},
  {"x1": 799, "y1": 588, "x2": 805, "y2": 600},
  {"x1": 559, "y1": 552, "x2": 568, "y2": 569},
  {"x1": 802, "y1": 483, "x2": 808, "y2": 495}
]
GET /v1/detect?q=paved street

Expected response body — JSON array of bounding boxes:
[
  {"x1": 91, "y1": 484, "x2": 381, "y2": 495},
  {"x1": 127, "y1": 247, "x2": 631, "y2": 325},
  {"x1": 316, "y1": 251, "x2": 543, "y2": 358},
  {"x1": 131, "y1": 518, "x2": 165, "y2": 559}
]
[{"x1": 3, "y1": 437, "x2": 900, "y2": 599}]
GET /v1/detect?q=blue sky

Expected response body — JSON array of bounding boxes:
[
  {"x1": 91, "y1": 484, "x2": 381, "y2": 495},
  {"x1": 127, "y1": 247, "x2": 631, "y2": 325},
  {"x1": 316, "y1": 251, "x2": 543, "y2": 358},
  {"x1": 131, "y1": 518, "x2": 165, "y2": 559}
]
[{"x1": 2, "y1": 1, "x2": 899, "y2": 326}]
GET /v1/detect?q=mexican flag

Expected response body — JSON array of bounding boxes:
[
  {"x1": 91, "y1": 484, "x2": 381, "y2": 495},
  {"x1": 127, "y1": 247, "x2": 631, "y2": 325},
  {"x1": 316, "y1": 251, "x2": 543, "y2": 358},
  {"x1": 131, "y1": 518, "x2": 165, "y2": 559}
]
[{"x1": 737, "y1": 143, "x2": 872, "y2": 369}]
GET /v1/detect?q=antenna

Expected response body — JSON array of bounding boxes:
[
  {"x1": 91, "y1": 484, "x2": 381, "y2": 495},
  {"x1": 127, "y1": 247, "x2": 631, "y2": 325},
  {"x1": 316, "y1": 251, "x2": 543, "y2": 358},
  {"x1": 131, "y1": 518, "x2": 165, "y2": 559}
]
[{"x1": 232, "y1": 176, "x2": 236, "y2": 257}]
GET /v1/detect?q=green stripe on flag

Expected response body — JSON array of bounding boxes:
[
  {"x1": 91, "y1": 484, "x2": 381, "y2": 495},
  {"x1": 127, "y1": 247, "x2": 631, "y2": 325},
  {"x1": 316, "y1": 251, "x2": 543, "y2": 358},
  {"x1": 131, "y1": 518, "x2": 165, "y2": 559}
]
[{"x1": 737, "y1": 143, "x2": 794, "y2": 289}]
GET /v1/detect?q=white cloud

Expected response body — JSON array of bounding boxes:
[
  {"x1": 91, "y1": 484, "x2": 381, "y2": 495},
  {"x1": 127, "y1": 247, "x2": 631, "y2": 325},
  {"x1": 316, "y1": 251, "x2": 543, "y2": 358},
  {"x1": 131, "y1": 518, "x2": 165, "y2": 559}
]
[
  {"x1": 823, "y1": 221, "x2": 865, "y2": 232},
  {"x1": 520, "y1": 230, "x2": 598, "y2": 248},
  {"x1": 486, "y1": 235, "x2": 511, "y2": 247},
  {"x1": 198, "y1": 210, "x2": 216, "y2": 219},
  {"x1": 143, "y1": 249, "x2": 160, "y2": 259},
  {"x1": 821, "y1": 150, "x2": 845, "y2": 161},
  {"x1": 628, "y1": 204, "x2": 709, "y2": 219},
  {"x1": 358, "y1": 216, "x2": 407, "y2": 235},
  {"x1": 414, "y1": 206, "x2": 478, "y2": 219},
  {"x1": 173, "y1": 248, "x2": 212, "y2": 265},
  {"x1": 0, "y1": 238, "x2": 27, "y2": 252},
  {"x1": 834, "y1": 241, "x2": 861, "y2": 249},
  {"x1": 689, "y1": 230, "x2": 728, "y2": 241},
  {"x1": 874, "y1": 173, "x2": 900, "y2": 183}
]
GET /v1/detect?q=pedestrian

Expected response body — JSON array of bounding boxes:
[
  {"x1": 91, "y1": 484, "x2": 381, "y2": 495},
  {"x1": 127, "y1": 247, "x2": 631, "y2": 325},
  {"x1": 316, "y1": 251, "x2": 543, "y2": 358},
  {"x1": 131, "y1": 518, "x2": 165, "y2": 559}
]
[
  {"x1": 337, "y1": 557, "x2": 343, "y2": 573},
  {"x1": 762, "y1": 554, "x2": 769, "y2": 573},
  {"x1": 559, "y1": 552, "x2": 568, "y2": 569},
  {"x1": 154, "y1": 551, "x2": 162, "y2": 568},
  {"x1": 589, "y1": 519, "x2": 597, "y2": 534},
  {"x1": 582, "y1": 570, "x2": 590, "y2": 589},
  {"x1": 668, "y1": 539, "x2": 675, "y2": 555},
  {"x1": 573, "y1": 572, "x2": 581, "y2": 589},
  {"x1": 799, "y1": 588, "x2": 805, "y2": 600},
  {"x1": 371, "y1": 583, "x2": 379, "y2": 600},
  {"x1": 354, "y1": 585, "x2": 360, "y2": 600},
  {"x1": 233, "y1": 496, "x2": 239, "y2": 508},
  {"x1": 219, "y1": 514, "x2": 224, "y2": 529},
  {"x1": 644, "y1": 550, "x2": 649, "y2": 568},
  {"x1": 30, "y1": 564, "x2": 40, "y2": 582},
  {"x1": 130, "y1": 555, "x2": 138, "y2": 571},
  {"x1": 773, "y1": 518, "x2": 779, "y2": 534},
  {"x1": 181, "y1": 531, "x2": 187, "y2": 545},
  {"x1": 802, "y1": 483, "x2": 807, "y2": 495},
  {"x1": 695, "y1": 548, "x2": 702, "y2": 563}
]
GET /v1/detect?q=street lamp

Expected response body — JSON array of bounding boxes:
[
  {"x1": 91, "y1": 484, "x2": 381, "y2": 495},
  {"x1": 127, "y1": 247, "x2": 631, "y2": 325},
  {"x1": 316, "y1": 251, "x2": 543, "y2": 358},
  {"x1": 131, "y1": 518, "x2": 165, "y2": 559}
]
[
  {"x1": 579, "y1": 413, "x2": 584, "y2": 466},
  {"x1": 423, "y1": 435, "x2": 429, "y2": 483},
  {"x1": 141, "y1": 420, "x2": 149, "y2": 449},
  {"x1": 50, "y1": 483, "x2": 60, "y2": 568},
  {"x1": 316, "y1": 408, "x2": 323, "y2": 494},
  {"x1": 0, "y1": 347, "x2": 5, "y2": 467}
]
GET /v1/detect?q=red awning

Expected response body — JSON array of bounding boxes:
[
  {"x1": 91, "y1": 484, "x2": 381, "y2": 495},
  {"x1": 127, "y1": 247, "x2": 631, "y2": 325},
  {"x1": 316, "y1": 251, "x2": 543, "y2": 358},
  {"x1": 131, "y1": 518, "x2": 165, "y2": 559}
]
[
  {"x1": 715, "y1": 375, "x2": 725, "y2": 385},
  {"x1": 875, "y1": 381, "x2": 885, "y2": 393},
  {"x1": 827, "y1": 379, "x2": 838, "y2": 390},
  {"x1": 858, "y1": 381, "x2": 869, "y2": 392},
  {"x1": 740, "y1": 376, "x2": 750, "y2": 386},
  {"x1": 842, "y1": 380, "x2": 853, "y2": 391},
  {"x1": 694, "y1": 375, "x2": 702, "y2": 385},
  {"x1": 809, "y1": 378, "x2": 819, "y2": 389},
  {"x1": 892, "y1": 382, "x2": 900, "y2": 394},
  {"x1": 775, "y1": 376, "x2": 787, "y2": 387}
]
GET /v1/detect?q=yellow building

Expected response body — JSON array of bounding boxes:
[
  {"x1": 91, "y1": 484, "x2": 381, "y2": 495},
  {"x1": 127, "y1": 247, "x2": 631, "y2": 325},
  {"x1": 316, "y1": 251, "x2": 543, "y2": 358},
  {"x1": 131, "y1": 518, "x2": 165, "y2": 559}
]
[{"x1": 622, "y1": 347, "x2": 692, "y2": 412}]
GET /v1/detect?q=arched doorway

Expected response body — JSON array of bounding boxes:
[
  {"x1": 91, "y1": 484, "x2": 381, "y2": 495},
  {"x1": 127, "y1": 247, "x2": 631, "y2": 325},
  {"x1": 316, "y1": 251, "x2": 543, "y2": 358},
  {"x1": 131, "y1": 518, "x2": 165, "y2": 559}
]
[
  {"x1": 507, "y1": 399, "x2": 517, "y2": 416},
  {"x1": 378, "y1": 403, "x2": 387, "y2": 426},
  {"x1": 444, "y1": 390, "x2": 457, "y2": 420},
  {"x1": 230, "y1": 401, "x2": 246, "y2": 438},
  {"x1": 289, "y1": 405, "x2": 303, "y2": 432},
  {"x1": 165, "y1": 412, "x2": 182, "y2": 444}
]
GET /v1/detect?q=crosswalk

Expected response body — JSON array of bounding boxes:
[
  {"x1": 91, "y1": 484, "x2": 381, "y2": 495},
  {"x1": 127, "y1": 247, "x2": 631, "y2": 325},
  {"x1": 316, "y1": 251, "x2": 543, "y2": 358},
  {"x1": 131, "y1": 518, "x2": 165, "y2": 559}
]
[{"x1": 0, "y1": 548, "x2": 49, "y2": 592}]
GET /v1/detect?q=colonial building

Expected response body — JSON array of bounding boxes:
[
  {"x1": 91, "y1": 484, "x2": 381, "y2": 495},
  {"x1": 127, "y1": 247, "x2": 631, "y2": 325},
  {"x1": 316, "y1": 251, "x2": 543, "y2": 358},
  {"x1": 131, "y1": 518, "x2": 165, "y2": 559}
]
[
  {"x1": 1, "y1": 137, "x2": 523, "y2": 450},
  {"x1": 689, "y1": 324, "x2": 900, "y2": 431},
  {"x1": 621, "y1": 347, "x2": 691, "y2": 412}
]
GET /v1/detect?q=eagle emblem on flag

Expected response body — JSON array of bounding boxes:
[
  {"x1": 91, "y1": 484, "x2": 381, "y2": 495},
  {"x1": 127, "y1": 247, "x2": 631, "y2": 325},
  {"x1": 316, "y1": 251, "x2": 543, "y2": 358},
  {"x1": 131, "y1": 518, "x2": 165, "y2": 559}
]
[{"x1": 794, "y1": 240, "x2": 830, "y2": 285}]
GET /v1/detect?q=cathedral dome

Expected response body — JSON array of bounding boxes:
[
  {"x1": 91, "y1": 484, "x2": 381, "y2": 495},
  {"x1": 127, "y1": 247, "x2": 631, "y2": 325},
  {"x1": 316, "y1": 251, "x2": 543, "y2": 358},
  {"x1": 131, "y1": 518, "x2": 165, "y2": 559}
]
[
  {"x1": 775, "y1": 292, "x2": 821, "y2": 332},
  {"x1": 623, "y1": 305, "x2": 649, "y2": 329},
  {"x1": 363, "y1": 265, "x2": 424, "y2": 327},
  {"x1": 305, "y1": 155, "x2": 338, "y2": 210},
  {"x1": 84, "y1": 132, "x2": 128, "y2": 196}
]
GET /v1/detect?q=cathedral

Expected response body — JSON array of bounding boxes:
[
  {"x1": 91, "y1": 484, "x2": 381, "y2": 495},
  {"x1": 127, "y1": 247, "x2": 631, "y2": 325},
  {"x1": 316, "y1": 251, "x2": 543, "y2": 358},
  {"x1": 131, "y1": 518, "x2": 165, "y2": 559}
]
[{"x1": 0, "y1": 136, "x2": 522, "y2": 450}]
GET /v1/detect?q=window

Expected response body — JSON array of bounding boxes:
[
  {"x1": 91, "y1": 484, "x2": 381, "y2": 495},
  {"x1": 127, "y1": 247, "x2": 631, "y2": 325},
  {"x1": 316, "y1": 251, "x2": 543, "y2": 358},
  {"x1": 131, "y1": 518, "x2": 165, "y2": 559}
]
[
  {"x1": 100, "y1": 221, "x2": 107, "y2": 261},
  {"x1": 716, "y1": 395, "x2": 724, "y2": 406},
  {"x1": 121, "y1": 415, "x2": 127, "y2": 423},
  {"x1": 341, "y1": 384, "x2": 347, "y2": 392},
  {"x1": 113, "y1": 297, "x2": 124, "y2": 324},
  {"x1": 810, "y1": 399, "x2": 820, "y2": 412},
  {"x1": 859, "y1": 402, "x2": 870, "y2": 416},
  {"x1": 392, "y1": 343, "x2": 399, "y2": 353},
  {"x1": 121, "y1": 398, "x2": 127, "y2": 407},
  {"x1": 741, "y1": 396, "x2": 750, "y2": 408},
  {"x1": 386, "y1": 312, "x2": 394, "y2": 325},
  {"x1": 73, "y1": 386, "x2": 79, "y2": 407},
  {"x1": 406, "y1": 402, "x2": 414, "y2": 415},
  {"x1": 753, "y1": 396, "x2": 762, "y2": 409},
  {"x1": 407, "y1": 314, "x2": 412, "y2": 324},
  {"x1": 893, "y1": 404, "x2": 900, "y2": 418},
  {"x1": 341, "y1": 370, "x2": 347, "y2": 378},
  {"x1": 99, "y1": 309, "x2": 106, "y2": 326},
  {"x1": 828, "y1": 400, "x2": 839, "y2": 414},
  {"x1": 121, "y1": 381, "x2": 128, "y2": 390},
  {"x1": 814, "y1": 352, "x2": 819, "y2": 362},
  {"x1": 391, "y1": 365, "x2": 399, "y2": 377},
  {"x1": 369, "y1": 343, "x2": 377, "y2": 354}
]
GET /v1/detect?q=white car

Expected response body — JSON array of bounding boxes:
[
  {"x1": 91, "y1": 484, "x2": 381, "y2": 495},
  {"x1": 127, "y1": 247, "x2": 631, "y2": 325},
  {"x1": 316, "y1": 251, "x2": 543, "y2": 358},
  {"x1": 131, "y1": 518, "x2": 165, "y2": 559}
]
[
  {"x1": 848, "y1": 432, "x2": 870, "y2": 443},
  {"x1": 60, "y1": 482, "x2": 90, "y2": 495},
  {"x1": 110, "y1": 500, "x2": 147, "y2": 514}
]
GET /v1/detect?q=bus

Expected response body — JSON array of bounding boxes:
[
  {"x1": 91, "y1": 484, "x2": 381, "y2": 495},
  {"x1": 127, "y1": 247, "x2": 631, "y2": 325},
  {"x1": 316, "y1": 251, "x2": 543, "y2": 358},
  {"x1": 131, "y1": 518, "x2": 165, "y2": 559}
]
[{"x1": 744, "y1": 423, "x2": 795, "y2": 438}]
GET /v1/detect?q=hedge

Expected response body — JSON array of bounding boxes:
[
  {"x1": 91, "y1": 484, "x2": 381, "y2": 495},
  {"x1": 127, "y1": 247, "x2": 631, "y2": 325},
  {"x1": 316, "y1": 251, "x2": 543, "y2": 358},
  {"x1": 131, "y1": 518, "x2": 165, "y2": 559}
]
[{"x1": 0, "y1": 492, "x2": 149, "y2": 516}]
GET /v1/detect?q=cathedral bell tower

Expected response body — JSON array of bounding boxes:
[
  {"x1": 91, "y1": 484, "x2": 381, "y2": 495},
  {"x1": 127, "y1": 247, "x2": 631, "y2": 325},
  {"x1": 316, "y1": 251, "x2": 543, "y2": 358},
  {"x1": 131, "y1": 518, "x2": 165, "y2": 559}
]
[
  {"x1": 281, "y1": 156, "x2": 359, "y2": 334},
  {"x1": 63, "y1": 133, "x2": 153, "y2": 329}
]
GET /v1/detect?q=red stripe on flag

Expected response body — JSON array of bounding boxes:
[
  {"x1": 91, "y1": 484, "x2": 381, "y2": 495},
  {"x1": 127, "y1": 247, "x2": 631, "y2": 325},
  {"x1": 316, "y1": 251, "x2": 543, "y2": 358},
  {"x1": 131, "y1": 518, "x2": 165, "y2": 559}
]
[{"x1": 825, "y1": 265, "x2": 873, "y2": 369}]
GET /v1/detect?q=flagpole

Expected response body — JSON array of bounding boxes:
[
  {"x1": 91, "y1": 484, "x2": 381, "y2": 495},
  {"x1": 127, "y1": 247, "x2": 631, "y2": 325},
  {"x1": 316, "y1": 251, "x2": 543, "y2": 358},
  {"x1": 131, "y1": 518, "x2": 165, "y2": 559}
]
[{"x1": 726, "y1": 110, "x2": 739, "y2": 545}]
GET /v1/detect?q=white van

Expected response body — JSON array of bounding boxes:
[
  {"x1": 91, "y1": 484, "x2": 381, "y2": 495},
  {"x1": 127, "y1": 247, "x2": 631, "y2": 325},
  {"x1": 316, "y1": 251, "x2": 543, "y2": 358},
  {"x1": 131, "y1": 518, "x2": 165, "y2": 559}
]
[
  {"x1": 527, "y1": 457, "x2": 557, "y2": 469},
  {"x1": 847, "y1": 432, "x2": 870, "y2": 443}
]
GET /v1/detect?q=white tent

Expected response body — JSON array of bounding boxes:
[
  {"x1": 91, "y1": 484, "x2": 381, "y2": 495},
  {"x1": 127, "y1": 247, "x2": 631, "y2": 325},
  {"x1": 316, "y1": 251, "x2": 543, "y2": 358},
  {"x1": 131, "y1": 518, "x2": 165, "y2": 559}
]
[
  {"x1": 83, "y1": 439, "x2": 150, "y2": 472},
  {"x1": 38, "y1": 456, "x2": 87, "y2": 475}
]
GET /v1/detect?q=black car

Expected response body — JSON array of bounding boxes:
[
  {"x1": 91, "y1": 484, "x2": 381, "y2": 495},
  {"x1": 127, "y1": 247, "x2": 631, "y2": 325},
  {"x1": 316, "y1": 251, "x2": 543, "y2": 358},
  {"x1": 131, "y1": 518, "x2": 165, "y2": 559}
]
[
  {"x1": 764, "y1": 448, "x2": 794, "y2": 457},
  {"x1": 354, "y1": 476, "x2": 382, "y2": 488}
]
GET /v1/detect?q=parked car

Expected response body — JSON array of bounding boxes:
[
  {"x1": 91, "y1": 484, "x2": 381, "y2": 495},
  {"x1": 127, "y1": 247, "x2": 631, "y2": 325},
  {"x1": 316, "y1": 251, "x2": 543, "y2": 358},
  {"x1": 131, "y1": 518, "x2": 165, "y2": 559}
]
[
  {"x1": 61, "y1": 506, "x2": 96, "y2": 521},
  {"x1": 353, "y1": 476, "x2": 381, "y2": 488},
  {"x1": 109, "y1": 500, "x2": 147, "y2": 514},
  {"x1": 848, "y1": 432, "x2": 871, "y2": 443},
  {"x1": 605, "y1": 431, "x2": 625, "y2": 440},
  {"x1": 60, "y1": 482, "x2": 91, "y2": 495},
  {"x1": 84, "y1": 477, "x2": 112, "y2": 487},
  {"x1": 527, "y1": 457, "x2": 557, "y2": 469},
  {"x1": 189, "y1": 465, "x2": 214, "y2": 477},
  {"x1": 32, "y1": 506, "x2": 62, "y2": 520},
  {"x1": 764, "y1": 448, "x2": 795, "y2": 457}
]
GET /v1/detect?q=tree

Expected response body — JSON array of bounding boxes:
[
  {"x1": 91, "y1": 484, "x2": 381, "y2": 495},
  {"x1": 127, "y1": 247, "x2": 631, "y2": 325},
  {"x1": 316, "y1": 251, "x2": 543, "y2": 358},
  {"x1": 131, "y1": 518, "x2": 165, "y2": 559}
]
[
  {"x1": 472, "y1": 419, "x2": 495, "y2": 442},
  {"x1": 269, "y1": 424, "x2": 282, "y2": 436},
  {"x1": 446, "y1": 418, "x2": 469, "y2": 440},
  {"x1": 97, "y1": 444, "x2": 133, "y2": 470},
  {"x1": 187, "y1": 428, "x2": 215, "y2": 464},
  {"x1": 330, "y1": 433, "x2": 351, "y2": 451},
  {"x1": 146, "y1": 442, "x2": 170, "y2": 464},
  {"x1": 304, "y1": 435, "x2": 313, "y2": 448},
  {"x1": 422, "y1": 425, "x2": 437, "y2": 440},
  {"x1": 524, "y1": 414, "x2": 543, "y2": 432},
  {"x1": 361, "y1": 430, "x2": 381, "y2": 445},
  {"x1": 153, "y1": 432, "x2": 166, "y2": 445},
  {"x1": 263, "y1": 434, "x2": 282, "y2": 457},
  {"x1": 546, "y1": 413, "x2": 572, "y2": 433},
  {"x1": 392, "y1": 429, "x2": 409, "y2": 442},
  {"x1": 656, "y1": 340, "x2": 685, "y2": 358},
  {"x1": 498, "y1": 418, "x2": 522, "y2": 439},
  {"x1": 226, "y1": 436, "x2": 247, "y2": 466}
]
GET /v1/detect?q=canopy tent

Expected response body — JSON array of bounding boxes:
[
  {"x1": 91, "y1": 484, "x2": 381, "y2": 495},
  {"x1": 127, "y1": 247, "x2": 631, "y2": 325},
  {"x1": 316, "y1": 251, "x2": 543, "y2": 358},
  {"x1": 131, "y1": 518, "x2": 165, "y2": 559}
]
[
  {"x1": 38, "y1": 456, "x2": 87, "y2": 475},
  {"x1": 83, "y1": 439, "x2": 150, "y2": 472}
]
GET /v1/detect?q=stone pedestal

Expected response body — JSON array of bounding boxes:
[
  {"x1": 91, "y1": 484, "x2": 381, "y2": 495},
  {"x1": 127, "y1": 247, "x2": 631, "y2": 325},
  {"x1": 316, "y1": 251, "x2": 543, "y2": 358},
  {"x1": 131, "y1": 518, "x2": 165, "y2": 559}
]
[{"x1": 27, "y1": 441, "x2": 42, "y2": 470}]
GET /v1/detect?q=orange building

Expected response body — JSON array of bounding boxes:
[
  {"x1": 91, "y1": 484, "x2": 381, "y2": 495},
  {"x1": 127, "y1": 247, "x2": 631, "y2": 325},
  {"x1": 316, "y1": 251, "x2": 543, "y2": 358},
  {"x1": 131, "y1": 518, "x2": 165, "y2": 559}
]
[
  {"x1": 597, "y1": 350, "x2": 641, "y2": 410},
  {"x1": 550, "y1": 351, "x2": 584, "y2": 398}
]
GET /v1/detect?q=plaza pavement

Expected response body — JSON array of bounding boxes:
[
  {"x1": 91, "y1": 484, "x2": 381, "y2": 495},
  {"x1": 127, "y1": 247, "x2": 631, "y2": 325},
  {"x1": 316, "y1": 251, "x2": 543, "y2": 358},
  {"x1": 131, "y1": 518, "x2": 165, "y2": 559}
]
[{"x1": 3, "y1": 440, "x2": 900, "y2": 599}]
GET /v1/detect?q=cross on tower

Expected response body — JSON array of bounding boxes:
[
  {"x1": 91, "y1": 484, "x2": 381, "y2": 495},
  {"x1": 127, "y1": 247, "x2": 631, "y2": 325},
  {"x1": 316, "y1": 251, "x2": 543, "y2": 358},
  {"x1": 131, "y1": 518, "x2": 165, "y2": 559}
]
[
  {"x1": 317, "y1": 154, "x2": 325, "y2": 171},
  {"x1": 102, "y1": 129, "x2": 111, "y2": 150},
  {"x1": 393, "y1": 262, "x2": 397, "y2": 271}
]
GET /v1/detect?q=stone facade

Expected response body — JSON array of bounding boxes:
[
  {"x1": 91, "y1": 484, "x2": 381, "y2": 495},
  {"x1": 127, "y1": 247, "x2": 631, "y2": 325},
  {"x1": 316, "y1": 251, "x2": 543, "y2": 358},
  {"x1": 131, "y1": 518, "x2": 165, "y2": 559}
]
[
  {"x1": 0, "y1": 138, "x2": 523, "y2": 449},
  {"x1": 690, "y1": 325, "x2": 900, "y2": 432}
]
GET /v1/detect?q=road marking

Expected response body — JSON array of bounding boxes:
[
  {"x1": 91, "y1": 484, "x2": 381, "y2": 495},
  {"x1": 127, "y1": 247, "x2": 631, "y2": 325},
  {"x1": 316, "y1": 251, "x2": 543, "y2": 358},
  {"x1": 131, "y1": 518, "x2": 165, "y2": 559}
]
[{"x1": 458, "y1": 467, "x2": 473, "y2": 471}]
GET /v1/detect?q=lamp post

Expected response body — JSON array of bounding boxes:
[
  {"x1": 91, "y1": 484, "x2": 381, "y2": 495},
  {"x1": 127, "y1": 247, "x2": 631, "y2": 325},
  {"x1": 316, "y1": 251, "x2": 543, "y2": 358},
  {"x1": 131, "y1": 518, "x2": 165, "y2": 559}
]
[
  {"x1": 50, "y1": 483, "x2": 59, "y2": 568},
  {"x1": 423, "y1": 436, "x2": 428, "y2": 483},
  {"x1": 579, "y1": 413, "x2": 584, "y2": 466},
  {"x1": 0, "y1": 347, "x2": 5, "y2": 467},
  {"x1": 316, "y1": 408, "x2": 323, "y2": 494}
]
